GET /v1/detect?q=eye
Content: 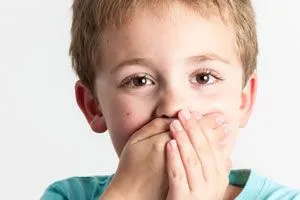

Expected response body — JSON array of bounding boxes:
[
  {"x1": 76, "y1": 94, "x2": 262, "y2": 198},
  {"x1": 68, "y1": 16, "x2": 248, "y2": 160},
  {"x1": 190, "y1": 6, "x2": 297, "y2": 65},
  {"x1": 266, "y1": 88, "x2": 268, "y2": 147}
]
[
  {"x1": 120, "y1": 73, "x2": 155, "y2": 88},
  {"x1": 190, "y1": 69, "x2": 224, "y2": 86}
]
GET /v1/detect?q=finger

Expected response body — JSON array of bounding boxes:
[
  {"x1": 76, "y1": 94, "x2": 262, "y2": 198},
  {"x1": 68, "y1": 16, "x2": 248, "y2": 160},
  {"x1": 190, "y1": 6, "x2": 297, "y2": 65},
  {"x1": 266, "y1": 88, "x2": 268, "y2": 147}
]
[
  {"x1": 208, "y1": 125, "x2": 231, "y2": 176},
  {"x1": 202, "y1": 122, "x2": 230, "y2": 149},
  {"x1": 212, "y1": 148, "x2": 231, "y2": 193},
  {"x1": 192, "y1": 112, "x2": 231, "y2": 192},
  {"x1": 130, "y1": 118, "x2": 173, "y2": 144},
  {"x1": 178, "y1": 109, "x2": 216, "y2": 184},
  {"x1": 199, "y1": 114, "x2": 227, "y2": 141},
  {"x1": 166, "y1": 139, "x2": 189, "y2": 192},
  {"x1": 197, "y1": 114, "x2": 233, "y2": 183},
  {"x1": 199, "y1": 115, "x2": 232, "y2": 175},
  {"x1": 203, "y1": 123, "x2": 231, "y2": 194},
  {"x1": 191, "y1": 112, "x2": 228, "y2": 142},
  {"x1": 199, "y1": 123, "x2": 230, "y2": 198},
  {"x1": 170, "y1": 119, "x2": 204, "y2": 189},
  {"x1": 198, "y1": 112, "x2": 233, "y2": 160}
]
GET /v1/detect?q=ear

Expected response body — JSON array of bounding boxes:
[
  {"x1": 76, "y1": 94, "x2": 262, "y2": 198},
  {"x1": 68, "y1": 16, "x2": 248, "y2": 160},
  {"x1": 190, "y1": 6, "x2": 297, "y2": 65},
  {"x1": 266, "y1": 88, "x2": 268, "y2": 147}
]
[
  {"x1": 75, "y1": 80, "x2": 107, "y2": 133},
  {"x1": 239, "y1": 73, "x2": 257, "y2": 128}
]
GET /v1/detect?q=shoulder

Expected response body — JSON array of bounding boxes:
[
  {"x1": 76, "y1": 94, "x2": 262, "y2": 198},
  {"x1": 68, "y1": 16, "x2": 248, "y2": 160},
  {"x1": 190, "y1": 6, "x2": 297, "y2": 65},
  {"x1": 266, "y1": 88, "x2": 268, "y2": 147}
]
[
  {"x1": 41, "y1": 175, "x2": 113, "y2": 200},
  {"x1": 234, "y1": 169, "x2": 300, "y2": 200}
]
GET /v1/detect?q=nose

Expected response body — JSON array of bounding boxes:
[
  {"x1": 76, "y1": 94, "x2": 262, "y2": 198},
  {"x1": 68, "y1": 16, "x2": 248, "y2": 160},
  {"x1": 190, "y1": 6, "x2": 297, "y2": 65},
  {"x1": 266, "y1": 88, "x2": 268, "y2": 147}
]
[{"x1": 154, "y1": 88, "x2": 188, "y2": 118}]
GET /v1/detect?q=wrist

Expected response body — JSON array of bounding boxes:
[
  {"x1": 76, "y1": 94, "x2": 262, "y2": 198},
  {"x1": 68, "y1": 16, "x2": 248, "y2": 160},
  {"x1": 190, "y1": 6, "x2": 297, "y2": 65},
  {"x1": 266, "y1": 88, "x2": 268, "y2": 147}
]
[
  {"x1": 100, "y1": 175, "x2": 139, "y2": 200},
  {"x1": 100, "y1": 186, "x2": 125, "y2": 200}
]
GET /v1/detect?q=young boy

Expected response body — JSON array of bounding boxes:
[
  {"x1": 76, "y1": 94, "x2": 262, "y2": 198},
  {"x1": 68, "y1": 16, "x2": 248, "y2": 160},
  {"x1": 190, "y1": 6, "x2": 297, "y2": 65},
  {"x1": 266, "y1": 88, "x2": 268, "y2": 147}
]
[{"x1": 42, "y1": 0, "x2": 300, "y2": 199}]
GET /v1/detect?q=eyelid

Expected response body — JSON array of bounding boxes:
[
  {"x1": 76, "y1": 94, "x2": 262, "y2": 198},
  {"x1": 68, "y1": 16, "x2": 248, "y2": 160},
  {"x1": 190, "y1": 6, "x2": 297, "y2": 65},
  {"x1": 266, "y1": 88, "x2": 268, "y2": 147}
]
[{"x1": 191, "y1": 68, "x2": 224, "y2": 80}]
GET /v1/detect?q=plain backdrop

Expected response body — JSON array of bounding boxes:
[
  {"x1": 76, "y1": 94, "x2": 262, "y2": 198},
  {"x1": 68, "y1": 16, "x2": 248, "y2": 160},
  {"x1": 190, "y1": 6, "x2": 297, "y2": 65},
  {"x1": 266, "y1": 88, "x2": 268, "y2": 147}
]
[{"x1": 0, "y1": 0, "x2": 300, "y2": 199}]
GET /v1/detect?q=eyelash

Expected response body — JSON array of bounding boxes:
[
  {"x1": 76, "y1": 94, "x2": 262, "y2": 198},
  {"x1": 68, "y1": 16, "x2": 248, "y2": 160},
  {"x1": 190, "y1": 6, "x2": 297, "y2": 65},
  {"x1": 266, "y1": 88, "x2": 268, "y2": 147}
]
[{"x1": 119, "y1": 69, "x2": 224, "y2": 88}]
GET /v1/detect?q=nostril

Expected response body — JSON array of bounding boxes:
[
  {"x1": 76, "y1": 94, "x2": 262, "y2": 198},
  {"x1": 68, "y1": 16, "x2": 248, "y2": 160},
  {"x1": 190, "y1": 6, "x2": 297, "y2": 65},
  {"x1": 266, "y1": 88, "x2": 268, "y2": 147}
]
[{"x1": 160, "y1": 114, "x2": 178, "y2": 119}]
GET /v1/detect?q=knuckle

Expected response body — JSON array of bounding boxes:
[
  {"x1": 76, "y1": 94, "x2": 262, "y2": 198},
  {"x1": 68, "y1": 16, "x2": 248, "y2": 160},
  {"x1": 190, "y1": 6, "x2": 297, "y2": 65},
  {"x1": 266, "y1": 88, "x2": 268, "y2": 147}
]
[
  {"x1": 170, "y1": 169, "x2": 185, "y2": 182},
  {"x1": 185, "y1": 156, "x2": 198, "y2": 167},
  {"x1": 152, "y1": 141, "x2": 163, "y2": 152},
  {"x1": 150, "y1": 118, "x2": 169, "y2": 130},
  {"x1": 211, "y1": 140, "x2": 222, "y2": 150},
  {"x1": 149, "y1": 118, "x2": 162, "y2": 130},
  {"x1": 151, "y1": 134, "x2": 170, "y2": 152}
]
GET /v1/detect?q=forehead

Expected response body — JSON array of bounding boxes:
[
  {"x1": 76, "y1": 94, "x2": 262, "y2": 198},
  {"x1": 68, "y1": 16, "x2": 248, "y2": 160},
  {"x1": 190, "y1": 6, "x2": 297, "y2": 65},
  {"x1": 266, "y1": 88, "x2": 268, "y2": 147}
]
[{"x1": 99, "y1": 2, "x2": 240, "y2": 72}]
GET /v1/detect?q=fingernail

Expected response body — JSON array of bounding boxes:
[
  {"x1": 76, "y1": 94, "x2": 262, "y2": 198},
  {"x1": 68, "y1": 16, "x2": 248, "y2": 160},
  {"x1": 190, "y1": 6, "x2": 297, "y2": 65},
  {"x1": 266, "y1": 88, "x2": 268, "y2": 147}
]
[
  {"x1": 172, "y1": 120, "x2": 183, "y2": 132},
  {"x1": 180, "y1": 109, "x2": 191, "y2": 120},
  {"x1": 169, "y1": 140, "x2": 177, "y2": 150}
]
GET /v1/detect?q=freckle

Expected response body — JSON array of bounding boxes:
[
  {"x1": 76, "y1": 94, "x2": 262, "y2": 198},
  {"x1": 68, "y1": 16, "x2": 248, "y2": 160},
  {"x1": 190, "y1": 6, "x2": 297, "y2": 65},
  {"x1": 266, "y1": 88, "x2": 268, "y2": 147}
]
[{"x1": 126, "y1": 112, "x2": 131, "y2": 116}]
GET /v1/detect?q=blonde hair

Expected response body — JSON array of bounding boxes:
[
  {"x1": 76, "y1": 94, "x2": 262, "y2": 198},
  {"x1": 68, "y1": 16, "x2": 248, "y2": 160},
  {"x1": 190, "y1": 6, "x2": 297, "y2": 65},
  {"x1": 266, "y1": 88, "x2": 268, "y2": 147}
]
[{"x1": 70, "y1": 0, "x2": 258, "y2": 94}]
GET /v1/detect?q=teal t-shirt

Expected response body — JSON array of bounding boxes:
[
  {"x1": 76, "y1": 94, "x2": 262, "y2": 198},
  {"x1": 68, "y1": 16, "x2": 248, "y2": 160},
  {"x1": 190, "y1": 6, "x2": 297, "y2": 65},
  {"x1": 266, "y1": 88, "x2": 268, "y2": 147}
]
[{"x1": 41, "y1": 169, "x2": 300, "y2": 200}]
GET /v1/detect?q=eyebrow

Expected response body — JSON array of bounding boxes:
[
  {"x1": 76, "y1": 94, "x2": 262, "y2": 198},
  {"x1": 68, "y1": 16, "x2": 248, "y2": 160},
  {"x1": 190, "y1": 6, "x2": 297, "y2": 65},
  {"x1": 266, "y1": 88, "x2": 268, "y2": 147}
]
[
  {"x1": 110, "y1": 58, "x2": 155, "y2": 74},
  {"x1": 187, "y1": 53, "x2": 230, "y2": 65},
  {"x1": 111, "y1": 52, "x2": 230, "y2": 74}
]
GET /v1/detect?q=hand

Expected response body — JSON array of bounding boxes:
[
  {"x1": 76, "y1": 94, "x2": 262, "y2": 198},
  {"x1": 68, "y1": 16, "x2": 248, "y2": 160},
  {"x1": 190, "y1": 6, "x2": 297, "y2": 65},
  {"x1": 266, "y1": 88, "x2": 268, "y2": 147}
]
[
  {"x1": 101, "y1": 118, "x2": 172, "y2": 200},
  {"x1": 166, "y1": 110, "x2": 231, "y2": 200}
]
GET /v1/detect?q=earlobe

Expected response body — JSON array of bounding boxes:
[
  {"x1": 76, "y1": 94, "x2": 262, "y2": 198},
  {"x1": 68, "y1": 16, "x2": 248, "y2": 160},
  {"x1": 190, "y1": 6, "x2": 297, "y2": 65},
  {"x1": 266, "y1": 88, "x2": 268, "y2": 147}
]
[
  {"x1": 89, "y1": 115, "x2": 107, "y2": 133},
  {"x1": 239, "y1": 73, "x2": 257, "y2": 128},
  {"x1": 75, "y1": 80, "x2": 107, "y2": 133}
]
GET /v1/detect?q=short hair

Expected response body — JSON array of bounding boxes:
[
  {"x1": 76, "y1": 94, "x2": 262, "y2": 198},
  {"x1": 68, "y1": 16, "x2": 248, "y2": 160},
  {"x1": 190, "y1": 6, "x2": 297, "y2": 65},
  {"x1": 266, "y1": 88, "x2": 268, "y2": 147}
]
[{"x1": 70, "y1": 0, "x2": 258, "y2": 95}]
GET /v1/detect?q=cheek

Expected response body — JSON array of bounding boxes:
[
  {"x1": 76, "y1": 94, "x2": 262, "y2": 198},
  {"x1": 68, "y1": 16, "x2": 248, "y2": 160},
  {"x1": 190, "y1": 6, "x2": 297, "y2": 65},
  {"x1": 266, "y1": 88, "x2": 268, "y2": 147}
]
[
  {"x1": 196, "y1": 91, "x2": 241, "y2": 121},
  {"x1": 103, "y1": 94, "x2": 155, "y2": 156}
]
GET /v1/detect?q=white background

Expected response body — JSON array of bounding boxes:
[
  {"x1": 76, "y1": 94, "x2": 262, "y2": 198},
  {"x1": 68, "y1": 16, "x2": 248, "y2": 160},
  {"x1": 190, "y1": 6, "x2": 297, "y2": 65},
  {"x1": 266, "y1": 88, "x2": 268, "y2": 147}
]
[{"x1": 0, "y1": 0, "x2": 300, "y2": 199}]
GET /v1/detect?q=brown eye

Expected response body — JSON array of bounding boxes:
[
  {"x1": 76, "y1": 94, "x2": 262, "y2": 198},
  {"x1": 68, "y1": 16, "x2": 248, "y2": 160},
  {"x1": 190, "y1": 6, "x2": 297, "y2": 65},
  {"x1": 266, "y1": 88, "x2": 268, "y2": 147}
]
[
  {"x1": 121, "y1": 74, "x2": 155, "y2": 88},
  {"x1": 195, "y1": 73, "x2": 211, "y2": 84},
  {"x1": 132, "y1": 76, "x2": 148, "y2": 86},
  {"x1": 190, "y1": 69, "x2": 222, "y2": 86},
  {"x1": 194, "y1": 73, "x2": 216, "y2": 85}
]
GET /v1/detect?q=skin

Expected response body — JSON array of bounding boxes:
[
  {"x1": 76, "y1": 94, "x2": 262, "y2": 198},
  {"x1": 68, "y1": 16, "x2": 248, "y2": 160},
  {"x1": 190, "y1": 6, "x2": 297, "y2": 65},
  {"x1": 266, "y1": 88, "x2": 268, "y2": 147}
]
[{"x1": 75, "y1": 2, "x2": 257, "y2": 200}]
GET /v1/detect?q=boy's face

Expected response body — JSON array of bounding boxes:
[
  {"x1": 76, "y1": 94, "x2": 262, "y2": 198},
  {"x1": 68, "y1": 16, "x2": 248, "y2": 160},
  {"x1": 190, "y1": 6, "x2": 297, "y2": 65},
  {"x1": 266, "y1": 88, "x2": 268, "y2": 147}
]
[{"x1": 86, "y1": 3, "x2": 256, "y2": 157}]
